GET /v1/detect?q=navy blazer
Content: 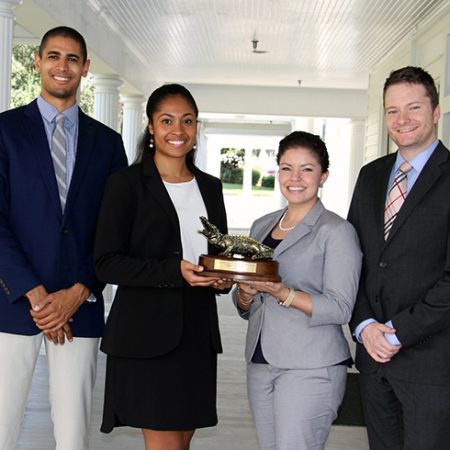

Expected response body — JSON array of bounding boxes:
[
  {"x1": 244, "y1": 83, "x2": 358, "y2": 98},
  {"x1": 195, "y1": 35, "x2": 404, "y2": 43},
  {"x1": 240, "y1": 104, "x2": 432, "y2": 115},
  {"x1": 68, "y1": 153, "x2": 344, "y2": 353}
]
[
  {"x1": 0, "y1": 100, "x2": 127, "y2": 337},
  {"x1": 94, "y1": 157, "x2": 228, "y2": 358},
  {"x1": 348, "y1": 142, "x2": 450, "y2": 384}
]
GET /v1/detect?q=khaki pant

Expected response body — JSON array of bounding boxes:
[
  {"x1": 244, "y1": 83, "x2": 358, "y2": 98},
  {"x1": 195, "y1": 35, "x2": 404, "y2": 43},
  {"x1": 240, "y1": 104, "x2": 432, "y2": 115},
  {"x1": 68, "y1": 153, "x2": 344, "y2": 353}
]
[{"x1": 0, "y1": 332, "x2": 98, "y2": 450}]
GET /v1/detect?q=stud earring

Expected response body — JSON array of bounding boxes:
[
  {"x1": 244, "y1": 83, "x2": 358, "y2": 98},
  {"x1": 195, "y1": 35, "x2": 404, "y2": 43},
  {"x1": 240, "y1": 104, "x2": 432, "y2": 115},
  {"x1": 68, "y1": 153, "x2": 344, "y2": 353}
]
[
  {"x1": 193, "y1": 143, "x2": 197, "y2": 150},
  {"x1": 149, "y1": 136, "x2": 154, "y2": 149}
]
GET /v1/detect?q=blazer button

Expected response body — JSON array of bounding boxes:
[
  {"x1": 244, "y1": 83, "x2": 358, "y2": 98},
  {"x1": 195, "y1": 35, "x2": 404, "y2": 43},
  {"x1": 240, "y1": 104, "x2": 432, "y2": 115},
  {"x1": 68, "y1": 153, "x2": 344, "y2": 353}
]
[
  {"x1": 173, "y1": 251, "x2": 180, "y2": 255},
  {"x1": 378, "y1": 261, "x2": 388, "y2": 268},
  {"x1": 61, "y1": 228, "x2": 69, "y2": 235}
]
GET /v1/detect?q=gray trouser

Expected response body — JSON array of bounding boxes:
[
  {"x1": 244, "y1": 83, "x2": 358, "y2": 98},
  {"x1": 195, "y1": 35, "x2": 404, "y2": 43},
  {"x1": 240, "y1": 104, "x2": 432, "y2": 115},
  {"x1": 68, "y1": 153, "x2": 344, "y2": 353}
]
[{"x1": 247, "y1": 362, "x2": 347, "y2": 450}]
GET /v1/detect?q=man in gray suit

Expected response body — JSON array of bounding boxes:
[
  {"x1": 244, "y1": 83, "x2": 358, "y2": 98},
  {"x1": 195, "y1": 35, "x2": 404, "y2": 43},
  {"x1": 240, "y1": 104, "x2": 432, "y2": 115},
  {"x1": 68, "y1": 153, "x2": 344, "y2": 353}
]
[{"x1": 348, "y1": 66, "x2": 450, "y2": 449}]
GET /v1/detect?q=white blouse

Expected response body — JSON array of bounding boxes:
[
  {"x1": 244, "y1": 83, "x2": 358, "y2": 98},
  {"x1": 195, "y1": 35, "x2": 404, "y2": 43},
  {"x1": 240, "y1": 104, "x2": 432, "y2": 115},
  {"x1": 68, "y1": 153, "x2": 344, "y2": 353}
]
[{"x1": 163, "y1": 178, "x2": 208, "y2": 264}]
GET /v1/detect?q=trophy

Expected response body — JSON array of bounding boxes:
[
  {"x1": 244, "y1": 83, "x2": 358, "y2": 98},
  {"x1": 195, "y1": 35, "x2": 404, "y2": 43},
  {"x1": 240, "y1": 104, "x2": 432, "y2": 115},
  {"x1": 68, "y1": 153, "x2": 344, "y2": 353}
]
[{"x1": 197, "y1": 216, "x2": 281, "y2": 282}]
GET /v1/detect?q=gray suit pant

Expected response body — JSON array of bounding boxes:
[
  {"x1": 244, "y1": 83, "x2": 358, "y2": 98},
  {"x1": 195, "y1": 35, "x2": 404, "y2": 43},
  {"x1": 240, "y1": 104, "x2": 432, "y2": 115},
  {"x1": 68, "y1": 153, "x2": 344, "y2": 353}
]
[{"x1": 247, "y1": 362, "x2": 347, "y2": 450}]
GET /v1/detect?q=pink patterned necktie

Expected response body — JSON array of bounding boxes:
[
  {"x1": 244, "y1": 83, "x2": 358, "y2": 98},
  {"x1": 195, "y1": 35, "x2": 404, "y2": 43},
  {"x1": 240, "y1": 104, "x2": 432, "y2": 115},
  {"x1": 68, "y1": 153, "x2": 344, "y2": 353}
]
[{"x1": 384, "y1": 161, "x2": 412, "y2": 240}]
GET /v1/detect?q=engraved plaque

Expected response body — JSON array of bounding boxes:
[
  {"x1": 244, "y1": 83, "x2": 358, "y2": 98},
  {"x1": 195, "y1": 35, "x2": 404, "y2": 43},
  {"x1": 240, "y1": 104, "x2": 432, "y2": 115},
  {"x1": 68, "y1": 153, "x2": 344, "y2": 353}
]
[{"x1": 198, "y1": 255, "x2": 280, "y2": 282}]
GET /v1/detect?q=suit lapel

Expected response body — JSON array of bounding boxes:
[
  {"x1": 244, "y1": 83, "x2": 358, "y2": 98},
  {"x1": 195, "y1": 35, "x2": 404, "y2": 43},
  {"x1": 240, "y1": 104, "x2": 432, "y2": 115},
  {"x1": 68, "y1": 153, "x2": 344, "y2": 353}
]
[
  {"x1": 193, "y1": 168, "x2": 225, "y2": 254},
  {"x1": 249, "y1": 209, "x2": 282, "y2": 245},
  {"x1": 386, "y1": 143, "x2": 449, "y2": 242},
  {"x1": 274, "y1": 201, "x2": 324, "y2": 258},
  {"x1": 195, "y1": 170, "x2": 218, "y2": 223},
  {"x1": 253, "y1": 201, "x2": 324, "y2": 259},
  {"x1": 24, "y1": 101, "x2": 62, "y2": 219},
  {"x1": 63, "y1": 110, "x2": 95, "y2": 221},
  {"x1": 142, "y1": 157, "x2": 180, "y2": 229}
]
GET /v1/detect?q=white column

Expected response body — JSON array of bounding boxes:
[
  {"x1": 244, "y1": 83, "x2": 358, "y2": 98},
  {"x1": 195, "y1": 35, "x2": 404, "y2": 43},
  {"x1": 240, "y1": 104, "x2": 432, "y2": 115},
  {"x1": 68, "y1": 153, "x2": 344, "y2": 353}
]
[
  {"x1": 0, "y1": 0, "x2": 22, "y2": 112},
  {"x1": 320, "y1": 119, "x2": 352, "y2": 217},
  {"x1": 290, "y1": 117, "x2": 315, "y2": 133},
  {"x1": 243, "y1": 148, "x2": 252, "y2": 196},
  {"x1": 92, "y1": 75, "x2": 123, "y2": 131},
  {"x1": 120, "y1": 94, "x2": 144, "y2": 162},
  {"x1": 195, "y1": 120, "x2": 208, "y2": 172},
  {"x1": 348, "y1": 119, "x2": 366, "y2": 197},
  {"x1": 203, "y1": 133, "x2": 222, "y2": 177},
  {"x1": 92, "y1": 74, "x2": 123, "y2": 305}
]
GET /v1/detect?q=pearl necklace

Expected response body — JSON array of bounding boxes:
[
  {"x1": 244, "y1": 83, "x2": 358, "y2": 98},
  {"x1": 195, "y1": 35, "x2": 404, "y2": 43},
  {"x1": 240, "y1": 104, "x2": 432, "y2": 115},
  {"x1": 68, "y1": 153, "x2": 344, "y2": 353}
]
[{"x1": 278, "y1": 211, "x2": 297, "y2": 231}]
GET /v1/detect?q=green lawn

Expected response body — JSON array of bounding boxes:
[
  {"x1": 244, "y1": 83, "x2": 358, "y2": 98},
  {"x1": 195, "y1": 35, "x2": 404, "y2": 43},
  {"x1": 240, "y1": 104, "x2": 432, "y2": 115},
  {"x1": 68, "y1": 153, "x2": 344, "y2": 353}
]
[{"x1": 222, "y1": 182, "x2": 274, "y2": 196}]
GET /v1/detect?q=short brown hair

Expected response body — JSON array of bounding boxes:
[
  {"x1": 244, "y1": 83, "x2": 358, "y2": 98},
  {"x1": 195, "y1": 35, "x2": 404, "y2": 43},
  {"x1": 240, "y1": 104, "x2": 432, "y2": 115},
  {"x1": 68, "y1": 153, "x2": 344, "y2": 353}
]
[
  {"x1": 383, "y1": 66, "x2": 438, "y2": 109},
  {"x1": 277, "y1": 131, "x2": 329, "y2": 173}
]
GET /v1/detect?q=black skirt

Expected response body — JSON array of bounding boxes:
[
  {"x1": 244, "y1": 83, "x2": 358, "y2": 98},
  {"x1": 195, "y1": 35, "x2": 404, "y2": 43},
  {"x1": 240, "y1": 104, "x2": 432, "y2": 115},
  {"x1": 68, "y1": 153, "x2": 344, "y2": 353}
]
[{"x1": 101, "y1": 286, "x2": 218, "y2": 432}]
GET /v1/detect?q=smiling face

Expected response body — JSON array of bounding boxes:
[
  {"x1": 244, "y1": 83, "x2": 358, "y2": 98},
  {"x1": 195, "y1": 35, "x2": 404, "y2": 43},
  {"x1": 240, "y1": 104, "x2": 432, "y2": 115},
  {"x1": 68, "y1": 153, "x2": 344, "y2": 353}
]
[
  {"x1": 34, "y1": 35, "x2": 90, "y2": 110},
  {"x1": 149, "y1": 95, "x2": 197, "y2": 163},
  {"x1": 384, "y1": 82, "x2": 440, "y2": 158},
  {"x1": 278, "y1": 146, "x2": 328, "y2": 210}
]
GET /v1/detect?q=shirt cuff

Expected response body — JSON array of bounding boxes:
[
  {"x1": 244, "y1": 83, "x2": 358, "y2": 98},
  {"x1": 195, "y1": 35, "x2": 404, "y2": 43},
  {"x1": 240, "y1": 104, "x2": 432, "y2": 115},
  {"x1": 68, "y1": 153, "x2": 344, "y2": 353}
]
[
  {"x1": 354, "y1": 318, "x2": 377, "y2": 343},
  {"x1": 384, "y1": 320, "x2": 401, "y2": 346},
  {"x1": 86, "y1": 293, "x2": 96, "y2": 303}
]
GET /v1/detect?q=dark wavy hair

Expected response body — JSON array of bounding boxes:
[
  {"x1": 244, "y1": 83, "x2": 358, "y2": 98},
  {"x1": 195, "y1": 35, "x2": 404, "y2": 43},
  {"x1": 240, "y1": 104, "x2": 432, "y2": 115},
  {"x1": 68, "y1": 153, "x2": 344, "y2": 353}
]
[
  {"x1": 134, "y1": 84, "x2": 199, "y2": 165},
  {"x1": 383, "y1": 66, "x2": 439, "y2": 109},
  {"x1": 277, "y1": 131, "x2": 329, "y2": 173},
  {"x1": 39, "y1": 26, "x2": 88, "y2": 63}
]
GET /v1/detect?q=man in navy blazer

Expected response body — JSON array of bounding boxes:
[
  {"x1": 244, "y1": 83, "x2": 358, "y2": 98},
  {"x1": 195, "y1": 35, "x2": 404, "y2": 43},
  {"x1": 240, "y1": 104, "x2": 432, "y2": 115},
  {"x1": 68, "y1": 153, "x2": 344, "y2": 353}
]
[
  {"x1": 348, "y1": 66, "x2": 450, "y2": 449},
  {"x1": 0, "y1": 27, "x2": 127, "y2": 450}
]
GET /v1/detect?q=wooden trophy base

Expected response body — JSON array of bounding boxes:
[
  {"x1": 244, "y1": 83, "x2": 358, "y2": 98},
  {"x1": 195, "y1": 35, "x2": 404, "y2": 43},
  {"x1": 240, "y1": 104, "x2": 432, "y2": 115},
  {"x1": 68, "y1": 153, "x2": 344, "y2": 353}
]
[{"x1": 198, "y1": 254, "x2": 281, "y2": 282}]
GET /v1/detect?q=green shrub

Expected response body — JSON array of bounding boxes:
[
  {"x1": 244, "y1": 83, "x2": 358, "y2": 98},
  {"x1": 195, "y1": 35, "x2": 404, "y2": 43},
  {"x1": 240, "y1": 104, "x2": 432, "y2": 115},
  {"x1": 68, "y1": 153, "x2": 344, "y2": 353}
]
[
  {"x1": 252, "y1": 169, "x2": 261, "y2": 186},
  {"x1": 221, "y1": 166, "x2": 243, "y2": 184},
  {"x1": 261, "y1": 175, "x2": 275, "y2": 188}
]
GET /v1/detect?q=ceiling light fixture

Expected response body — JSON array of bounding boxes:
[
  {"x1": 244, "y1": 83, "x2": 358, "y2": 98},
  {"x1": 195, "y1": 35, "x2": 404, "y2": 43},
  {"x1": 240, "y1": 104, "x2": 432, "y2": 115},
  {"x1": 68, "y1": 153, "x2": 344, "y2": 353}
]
[{"x1": 252, "y1": 39, "x2": 268, "y2": 54}]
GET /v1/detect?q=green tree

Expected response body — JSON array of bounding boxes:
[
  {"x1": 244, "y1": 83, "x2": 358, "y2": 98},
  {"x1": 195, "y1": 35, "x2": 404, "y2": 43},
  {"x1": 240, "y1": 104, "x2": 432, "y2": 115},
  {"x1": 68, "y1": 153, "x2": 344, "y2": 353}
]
[
  {"x1": 220, "y1": 148, "x2": 245, "y2": 185},
  {"x1": 11, "y1": 44, "x2": 94, "y2": 115},
  {"x1": 11, "y1": 45, "x2": 40, "y2": 108}
]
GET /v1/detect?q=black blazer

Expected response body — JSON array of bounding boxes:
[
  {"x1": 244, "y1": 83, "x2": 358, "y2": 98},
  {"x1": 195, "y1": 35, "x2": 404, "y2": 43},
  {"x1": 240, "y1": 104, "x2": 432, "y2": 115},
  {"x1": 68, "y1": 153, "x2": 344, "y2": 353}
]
[
  {"x1": 348, "y1": 142, "x2": 450, "y2": 384},
  {"x1": 94, "y1": 156, "x2": 227, "y2": 358}
]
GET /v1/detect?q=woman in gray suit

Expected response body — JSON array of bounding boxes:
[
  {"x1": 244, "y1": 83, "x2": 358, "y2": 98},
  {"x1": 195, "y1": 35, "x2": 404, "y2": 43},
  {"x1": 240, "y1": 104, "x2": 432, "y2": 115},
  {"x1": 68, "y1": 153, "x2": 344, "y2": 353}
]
[{"x1": 234, "y1": 131, "x2": 362, "y2": 450}]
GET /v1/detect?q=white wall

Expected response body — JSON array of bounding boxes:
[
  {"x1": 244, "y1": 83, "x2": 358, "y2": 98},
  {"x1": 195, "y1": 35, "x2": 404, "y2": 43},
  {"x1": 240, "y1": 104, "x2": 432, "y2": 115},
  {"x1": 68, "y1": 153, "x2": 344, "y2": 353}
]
[{"x1": 364, "y1": 4, "x2": 450, "y2": 163}]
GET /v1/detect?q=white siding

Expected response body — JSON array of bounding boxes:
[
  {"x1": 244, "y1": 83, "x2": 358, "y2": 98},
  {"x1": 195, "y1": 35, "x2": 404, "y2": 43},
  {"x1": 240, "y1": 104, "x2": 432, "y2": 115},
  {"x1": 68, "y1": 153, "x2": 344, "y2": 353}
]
[{"x1": 364, "y1": 8, "x2": 450, "y2": 166}]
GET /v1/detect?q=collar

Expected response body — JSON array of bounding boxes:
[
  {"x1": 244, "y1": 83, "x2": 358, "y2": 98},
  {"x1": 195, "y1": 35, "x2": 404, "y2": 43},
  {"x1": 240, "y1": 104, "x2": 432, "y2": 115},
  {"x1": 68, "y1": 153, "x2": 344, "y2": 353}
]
[
  {"x1": 37, "y1": 95, "x2": 78, "y2": 127},
  {"x1": 394, "y1": 139, "x2": 439, "y2": 174}
]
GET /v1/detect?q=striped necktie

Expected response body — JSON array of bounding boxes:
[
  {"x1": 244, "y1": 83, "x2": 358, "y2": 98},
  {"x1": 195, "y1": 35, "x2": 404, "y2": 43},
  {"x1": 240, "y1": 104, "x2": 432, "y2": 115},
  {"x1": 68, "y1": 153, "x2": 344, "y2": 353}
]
[
  {"x1": 384, "y1": 161, "x2": 412, "y2": 240},
  {"x1": 51, "y1": 113, "x2": 67, "y2": 210}
]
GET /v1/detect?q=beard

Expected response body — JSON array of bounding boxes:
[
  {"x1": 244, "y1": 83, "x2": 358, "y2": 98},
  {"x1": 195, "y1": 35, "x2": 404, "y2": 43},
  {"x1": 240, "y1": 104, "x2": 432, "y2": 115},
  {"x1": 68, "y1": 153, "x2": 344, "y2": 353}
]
[
  {"x1": 41, "y1": 77, "x2": 80, "y2": 101},
  {"x1": 47, "y1": 86, "x2": 78, "y2": 99}
]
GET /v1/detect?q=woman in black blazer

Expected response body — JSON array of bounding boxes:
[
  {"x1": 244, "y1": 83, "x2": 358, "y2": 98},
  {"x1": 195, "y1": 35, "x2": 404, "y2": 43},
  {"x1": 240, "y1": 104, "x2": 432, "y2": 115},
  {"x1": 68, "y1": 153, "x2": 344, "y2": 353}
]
[{"x1": 94, "y1": 84, "x2": 230, "y2": 449}]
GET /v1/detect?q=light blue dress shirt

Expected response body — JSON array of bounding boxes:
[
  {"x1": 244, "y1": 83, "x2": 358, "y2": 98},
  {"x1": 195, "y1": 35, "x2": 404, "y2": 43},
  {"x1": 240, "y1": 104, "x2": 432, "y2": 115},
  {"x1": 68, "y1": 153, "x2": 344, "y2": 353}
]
[
  {"x1": 355, "y1": 139, "x2": 439, "y2": 346},
  {"x1": 36, "y1": 96, "x2": 96, "y2": 302},
  {"x1": 37, "y1": 95, "x2": 79, "y2": 189}
]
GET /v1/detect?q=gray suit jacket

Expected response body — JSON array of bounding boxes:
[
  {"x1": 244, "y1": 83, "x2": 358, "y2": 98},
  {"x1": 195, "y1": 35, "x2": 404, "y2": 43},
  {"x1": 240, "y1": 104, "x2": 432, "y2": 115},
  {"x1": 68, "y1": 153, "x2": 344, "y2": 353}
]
[{"x1": 236, "y1": 200, "x2": 362, "y2": 369}]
